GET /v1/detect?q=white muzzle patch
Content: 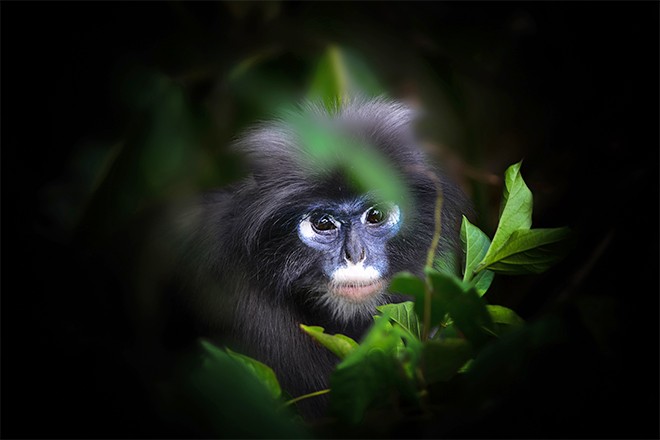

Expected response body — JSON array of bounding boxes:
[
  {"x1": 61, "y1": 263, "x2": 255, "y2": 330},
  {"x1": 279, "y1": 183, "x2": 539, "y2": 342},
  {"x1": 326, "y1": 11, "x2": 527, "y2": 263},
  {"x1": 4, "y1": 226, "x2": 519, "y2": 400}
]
[{"x1": 331, "y1": 261, "x2": 380, "y2": 284}]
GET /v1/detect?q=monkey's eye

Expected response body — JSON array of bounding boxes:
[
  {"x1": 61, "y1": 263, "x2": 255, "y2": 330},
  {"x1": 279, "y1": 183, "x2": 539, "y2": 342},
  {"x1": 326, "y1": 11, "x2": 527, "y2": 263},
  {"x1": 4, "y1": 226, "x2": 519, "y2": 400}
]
[
  {"x1": 365, "y1": 206, "x2": 386, "y2": 224},
  {"x1": 311, "y1": 213, "x2": 337, "y2": 232}
]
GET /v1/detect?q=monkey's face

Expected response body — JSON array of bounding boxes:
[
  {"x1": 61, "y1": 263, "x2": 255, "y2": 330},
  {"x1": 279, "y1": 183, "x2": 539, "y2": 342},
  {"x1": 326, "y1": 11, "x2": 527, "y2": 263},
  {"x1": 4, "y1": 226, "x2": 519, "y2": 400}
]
[{"x1": 297, "y1": 197, "x2": 402, "y2": 320}]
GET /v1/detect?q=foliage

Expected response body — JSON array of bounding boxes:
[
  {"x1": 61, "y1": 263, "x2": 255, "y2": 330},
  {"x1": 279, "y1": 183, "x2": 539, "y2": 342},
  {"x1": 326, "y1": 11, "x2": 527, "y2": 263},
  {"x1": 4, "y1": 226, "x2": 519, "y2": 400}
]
[
  {"x1": 13, "y1": 3, "x2": 656, "y2": 439},
  {"x1": 191, "y1": 45, "x2": 573, "y2": 431},
  {"x1": 198, "y1": 157, "x2": 572, "y2": 427}
]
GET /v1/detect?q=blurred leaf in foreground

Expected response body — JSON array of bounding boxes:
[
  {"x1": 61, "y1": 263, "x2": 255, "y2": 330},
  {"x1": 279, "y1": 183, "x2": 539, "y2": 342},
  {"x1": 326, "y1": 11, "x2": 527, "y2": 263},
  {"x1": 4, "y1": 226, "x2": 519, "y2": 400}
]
[
  {"x1": 329, "y1": 316, "x2": 418, "y2": 424},
  {"x1": 159, "y1": 340, "x2": 306, "y2": 438},
  {"x1": 308, "y1": 45, "x2": 384, "y2": 111},
  {"x1": 223, "y1": 346, "x2": 282, "y2": 400},
  {"x1": 299, "y1": 325, "x2": 358, "y2": 360}
]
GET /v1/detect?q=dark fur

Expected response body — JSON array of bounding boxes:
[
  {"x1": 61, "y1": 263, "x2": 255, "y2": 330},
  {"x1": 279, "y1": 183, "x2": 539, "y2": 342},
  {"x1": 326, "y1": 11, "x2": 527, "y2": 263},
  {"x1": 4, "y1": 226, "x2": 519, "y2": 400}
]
[{"x1": 170, "y1": 98, "x2": 468, "y2": 417}]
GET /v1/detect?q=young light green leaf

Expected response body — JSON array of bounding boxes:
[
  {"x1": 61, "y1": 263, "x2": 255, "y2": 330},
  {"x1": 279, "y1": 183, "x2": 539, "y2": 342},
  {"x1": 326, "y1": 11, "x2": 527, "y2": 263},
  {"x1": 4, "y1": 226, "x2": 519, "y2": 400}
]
[
  {"x1": 460, "y1": 215, "x2": 495, "y2": 295},
  {"x1": 487, "y1": 305, "x2": 525, "y2": 327},
  {"x1": 472, "y1": 269, "x2": 494, "y2": 297},
  {"x1": 377, "y1": 301, "x2": 422, "y2": 340},
  {"x1": 423, "y1": 338, "x2": 473, "y2": 384},
  {"x1": 299, "y1": 325, "x2": 359, "y2": 359},
  {"x1": 225, "y1": 347, "x2": 282, "y2": 400},
  {"x1": 480, "y1": 227, "x2": 573, "y2": 274},
  {"x1": 478, "y1": 161, "x2": 533, "y2": 272}
]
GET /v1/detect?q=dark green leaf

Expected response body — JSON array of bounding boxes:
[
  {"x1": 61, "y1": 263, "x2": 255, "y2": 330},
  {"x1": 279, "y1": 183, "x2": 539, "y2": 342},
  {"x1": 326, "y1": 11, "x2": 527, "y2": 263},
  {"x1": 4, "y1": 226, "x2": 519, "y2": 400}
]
[
  {"x1": 423, "y1": 338, "x2": 473, "y2": 383},
  {"x1": 299, "y1": 324, "x2": 358, "y2": 359},
  {"x1": 425, "y1": 269, "x2": 495, "y2": 350},
  {"x1": 330, "y1": 317, "x2": 418, "y2": 423},
  {"x1": 388, "y1": 272, "x2": 427, "y2": 324},
  {"x1": 377, "y1": 301, "x2": 422, "y2": 340},
  {"x1": 487, "y1": 305, "x2": 525, "y2": 336},
  {"x1": 462, "y1": 315, "x2": 568, "y2": 402},
  {"x1": 224, "y1": 347, "x2": 282, "y2": 400},
  {"x1": 487, "y1": 305, "x2": 525, "y2": 327},
  {"x1": 191, "y1": 340, "x2": 306, "y2": 438}
]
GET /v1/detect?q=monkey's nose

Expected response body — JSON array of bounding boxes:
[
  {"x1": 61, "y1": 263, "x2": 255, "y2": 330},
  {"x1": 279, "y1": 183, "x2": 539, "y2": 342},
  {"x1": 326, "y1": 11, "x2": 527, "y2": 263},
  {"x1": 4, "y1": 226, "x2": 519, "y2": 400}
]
[{"x1": 344, "y1": 244, "x2": 366, "y2": 264}]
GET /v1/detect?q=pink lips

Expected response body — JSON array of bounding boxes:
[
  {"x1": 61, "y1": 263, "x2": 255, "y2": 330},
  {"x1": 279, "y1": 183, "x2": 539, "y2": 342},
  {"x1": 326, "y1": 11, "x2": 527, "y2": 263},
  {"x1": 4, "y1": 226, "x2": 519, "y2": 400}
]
[{"x1": 331, "y1": 279, "x2": 385, "y2": 301}]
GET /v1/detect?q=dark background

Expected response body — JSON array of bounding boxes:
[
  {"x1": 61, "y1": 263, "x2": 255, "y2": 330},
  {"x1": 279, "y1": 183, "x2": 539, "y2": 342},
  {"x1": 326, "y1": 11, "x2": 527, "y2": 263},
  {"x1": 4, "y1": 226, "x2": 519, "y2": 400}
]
[{"x1": 2, "y1": 2, "x2": 658, "y2": 438}]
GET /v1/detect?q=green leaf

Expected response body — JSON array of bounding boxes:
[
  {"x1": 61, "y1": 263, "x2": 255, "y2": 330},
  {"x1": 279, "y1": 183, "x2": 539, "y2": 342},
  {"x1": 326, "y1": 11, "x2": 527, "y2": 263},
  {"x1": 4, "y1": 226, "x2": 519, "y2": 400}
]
[
  {"x1": 487, "y1": 305, "x2": 525, "y2": 336},
  {"x1": 329, "y1": 317, "x2": 418, "y2": 424},
  {"x1": 377, "y1": 301, "x2": 422, "y2": 340},
  {"x1": 479, "y1": 161, "x2": 533, "y2": 271},
  {"x1": 307, "y1": 45, "x2": 383, "y2": 111},
  {"x1": 291, "y1": 115, "x2": 410, "y2": 210},
  {"x1": 461, "y1": 315, "x2": 568, "y2": 402},
  {"x1": 425, "y1": 269, "x2": 495, "y2": 350},
  {"x1": 299, "y1": 324, "x2": 358, "y2": 359},
  {"x1": 190, "y1": 340, "x2": 305, "y2": 438},
  {"x1": 388, "y1": 271, "x2": 427, "y2": 324},
  {"x1": 423, "y1": 338, "x2": 473, "y2": 383},
  {"x1": 481, "y1": 227, "x2": 573, "y2": 274},
  {"x1": 460, "y1": 215, "x2": 494, "y2": 295},
  {"x1": 223, "y1": 347, "x2": 282, "y2": 400}
]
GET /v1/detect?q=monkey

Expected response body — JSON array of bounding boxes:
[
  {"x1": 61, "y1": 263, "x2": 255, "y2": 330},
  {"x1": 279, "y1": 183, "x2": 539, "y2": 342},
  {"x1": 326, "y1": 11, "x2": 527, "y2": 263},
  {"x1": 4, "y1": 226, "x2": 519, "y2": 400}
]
[{"x1": 166, "y1": 97, "x2": 468, "y2": 418}]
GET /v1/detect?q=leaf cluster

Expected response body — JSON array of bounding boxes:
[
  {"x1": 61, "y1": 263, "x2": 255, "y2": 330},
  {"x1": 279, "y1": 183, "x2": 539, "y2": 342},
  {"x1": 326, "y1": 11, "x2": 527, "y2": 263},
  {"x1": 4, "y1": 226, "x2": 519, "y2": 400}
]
[
  {"x1": 197, "y1": 159, "x2": 572, "y2": 428},
  {"x1": 190, "y1": 46, "x2": 573, "y2": 432}
]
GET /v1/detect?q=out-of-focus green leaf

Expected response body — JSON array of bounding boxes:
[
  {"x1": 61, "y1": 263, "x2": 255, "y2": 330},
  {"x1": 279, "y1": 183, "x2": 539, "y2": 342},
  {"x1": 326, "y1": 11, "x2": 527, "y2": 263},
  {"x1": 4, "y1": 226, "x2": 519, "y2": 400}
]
[
  {"x1": 487, "y1": 305, "x2": 525, "y2": 337},
  {"x1": 487, "y1": 305, "x2": 525, "y2": 327},
  {"x1": 308, "y1": 45, "x2": 383, "y2": 111},
  {"x1": 389, "y1": 272, "x2": 448, "y2": 332},
  {"x1": 462, "y1": 315, "x2": 568, "y2": 402},
  {"x1": 291, "y1": 115, "x2": 410, "y2": 210},
  {"x1": 299, "y1": 324, "x2": 358, "y2": 360},
  {"x1": 460, "y1": 215, "x2": 494, "y2": 295},
  {"x1": 377, "y1": 301, "x2": 421, "y2": 340},
  {"x1": 389, "y1": 272, "x2": 425, "y2": 302},
  {"x1": 189, "y1": 340, "x2": 305, "y2": 438},
  {"x1": 478, "y1": 161, "x2": 532, "y2": 272},
  {"x1": 330, "y1": 317, "x2": 418, "y2": 424},
  {"x1": 425, "y1": 269, "x2": 495, "y2": 350},
  {"x1": 224, "y1": 347, "x2": 282, "y2": 400},
  {"x1": 480, "y1": 227, "x2": 573, "y2": 274},
  {"x1": 423, "y1": 338, "x2": 473, "y2": 383},
  {"x1": 389, "y1": 272, "x2": 425, "y2": 324}
]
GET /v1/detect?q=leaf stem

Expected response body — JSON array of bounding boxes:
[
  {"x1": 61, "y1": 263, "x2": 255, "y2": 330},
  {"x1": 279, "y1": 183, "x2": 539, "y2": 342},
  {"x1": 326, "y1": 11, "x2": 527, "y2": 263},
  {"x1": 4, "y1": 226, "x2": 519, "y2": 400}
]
[
  {"x1": 283, "y1": 389, "x2": 331, "y2": 407},
  {"x1": 425, "y1": 175, "x2": 444, "y2": 269},
  {"x1": 422, "y1": 170, "x2": 444, "y2": 340},
  {"x1": 423, "y1": 281, "x2": 432, "y2": 341}
]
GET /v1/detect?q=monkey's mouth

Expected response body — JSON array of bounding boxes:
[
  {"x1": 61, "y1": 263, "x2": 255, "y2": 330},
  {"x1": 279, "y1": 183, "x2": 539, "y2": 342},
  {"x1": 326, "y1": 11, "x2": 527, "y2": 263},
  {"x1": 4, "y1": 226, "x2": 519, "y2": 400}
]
[{"x1": 329, "y1": 279, "x2": 385, "y2": 302}]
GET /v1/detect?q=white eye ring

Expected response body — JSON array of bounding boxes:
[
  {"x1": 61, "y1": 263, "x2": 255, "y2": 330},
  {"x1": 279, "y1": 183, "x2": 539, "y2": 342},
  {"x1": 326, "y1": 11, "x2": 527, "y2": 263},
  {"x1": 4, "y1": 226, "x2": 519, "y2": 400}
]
[
  {"x1": 299, "y1": 213, "x2": 340, "y2": 240},
  {"x1": 360, "y1": 204, "x2": 400, "y2": 226}
]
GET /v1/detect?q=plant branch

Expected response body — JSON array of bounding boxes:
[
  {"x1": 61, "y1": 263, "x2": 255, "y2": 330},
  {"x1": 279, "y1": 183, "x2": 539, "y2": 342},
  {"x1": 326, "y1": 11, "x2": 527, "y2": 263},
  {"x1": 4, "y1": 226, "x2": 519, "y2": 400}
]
[
  {"x1": 425, "y1": 174, "x2": 444, "y2": 269},
  {"x1": 283, "y1": 389, "x2": 331, "y2": 407},
  {"x1": 420, "y1": 169, "x2": 444, "y2": 340}
]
